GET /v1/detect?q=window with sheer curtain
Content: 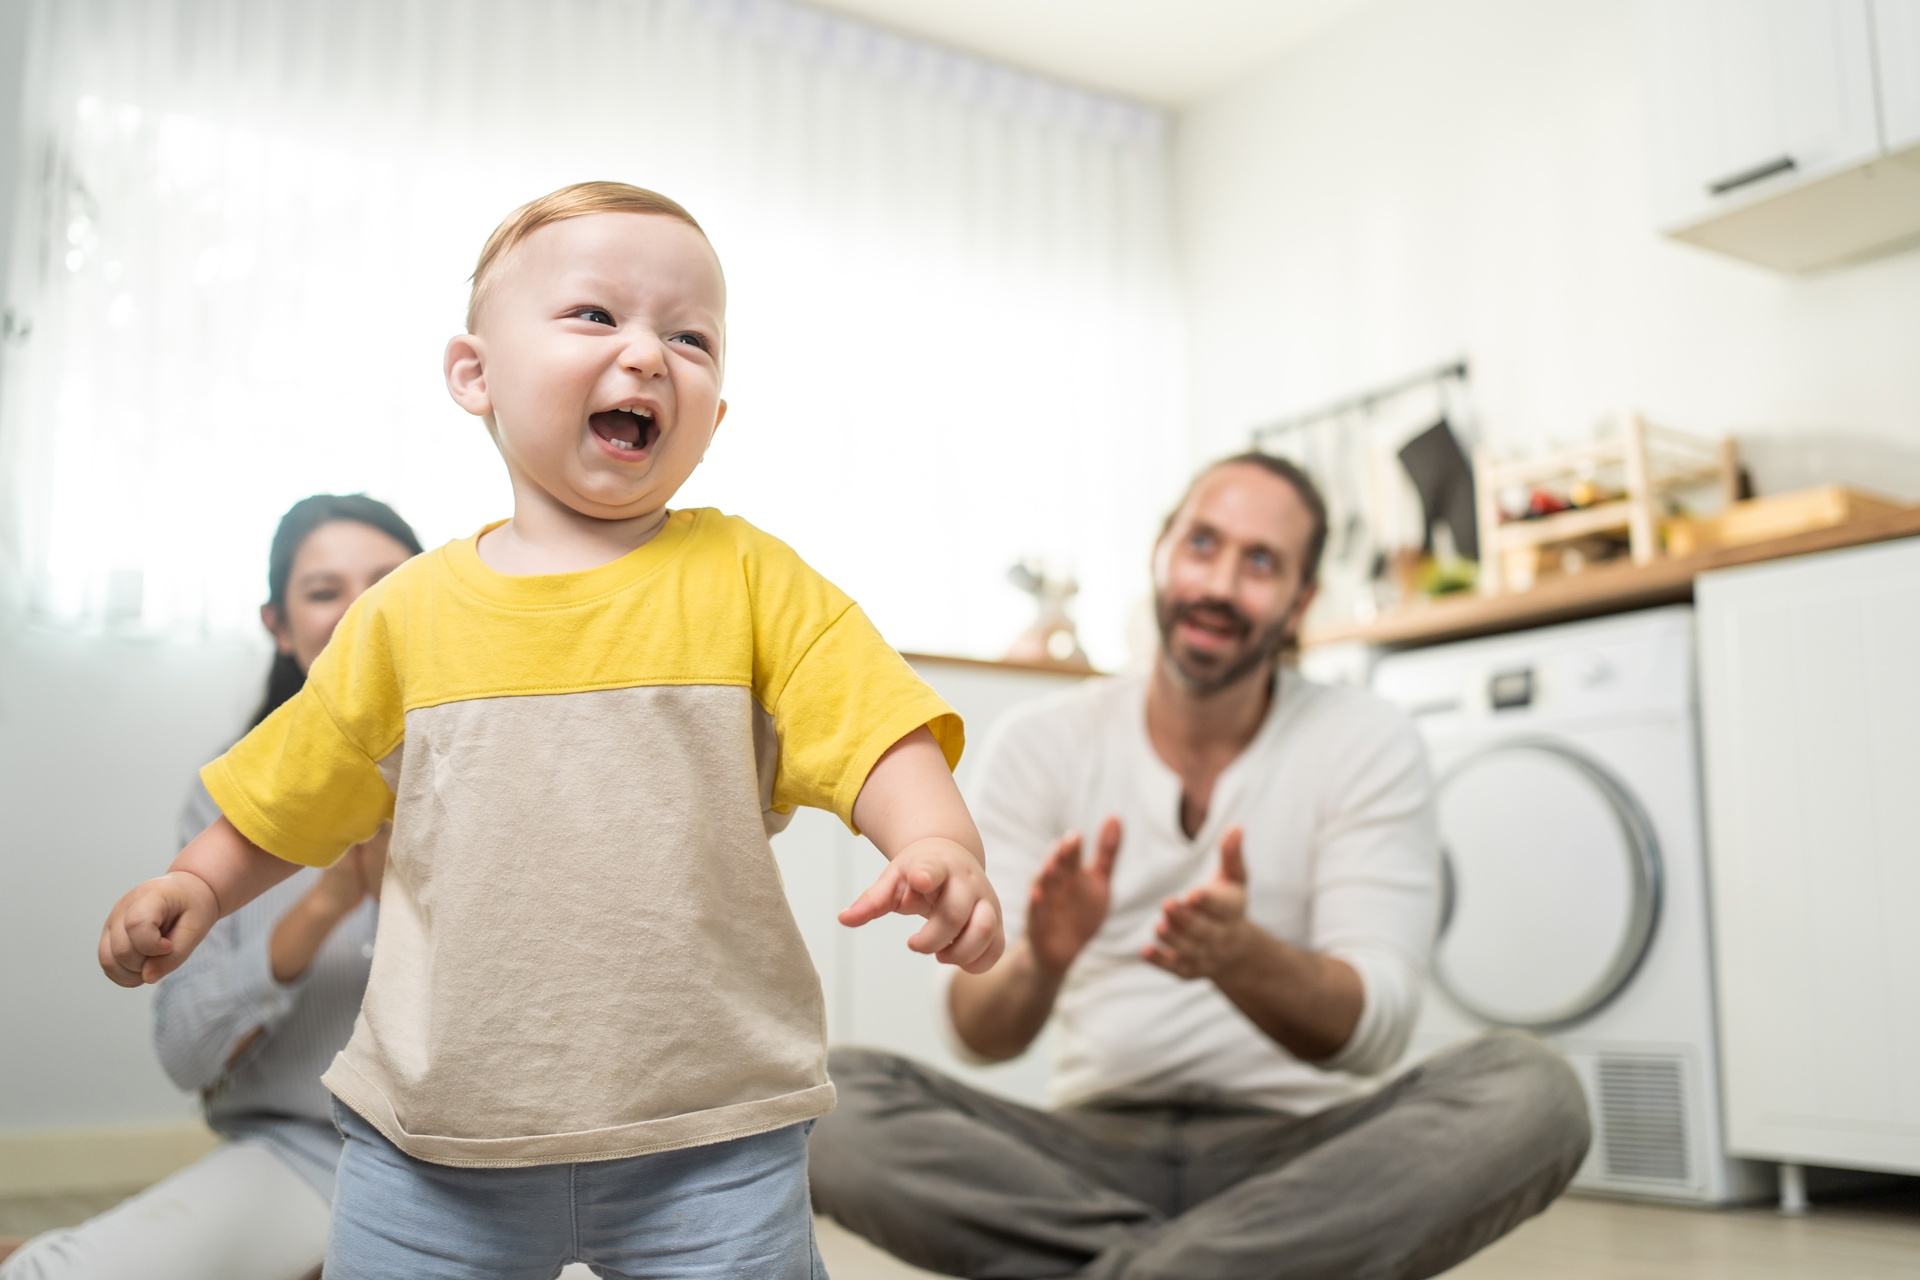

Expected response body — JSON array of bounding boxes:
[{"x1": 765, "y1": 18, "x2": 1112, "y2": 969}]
[{"x1": 0, "y1": 0, "x2": 1181, "y2": 666}]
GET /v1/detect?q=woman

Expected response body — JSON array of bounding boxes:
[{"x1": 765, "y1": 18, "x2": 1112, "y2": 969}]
[{"x1": 2, "y1": 495, "x2": 421, "y2": 1280}]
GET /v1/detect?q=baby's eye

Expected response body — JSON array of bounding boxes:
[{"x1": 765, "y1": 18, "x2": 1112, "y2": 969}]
[
  {"x1": 572, "y1": 308, "x2": 616, "y2": 327},
  {"x1": 670, "y1": 332, "x2": 713, "y2": 352}
]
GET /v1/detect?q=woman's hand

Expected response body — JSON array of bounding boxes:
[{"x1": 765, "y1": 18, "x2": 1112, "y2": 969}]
[
  {"x1": 306, "y1": 826, "x2": 388, "y2": 922},
  {"x1": 270, "y1": 825, "x2": 387, "y2": 984}
]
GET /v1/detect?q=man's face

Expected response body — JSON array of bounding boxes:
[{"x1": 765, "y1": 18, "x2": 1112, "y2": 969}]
[
  {"x1": 1151, "y1": 463, "x2": 1319, "y2": 696},
  {"x1": 454, "y1": 212, "x2": 728, "y2": 521}
]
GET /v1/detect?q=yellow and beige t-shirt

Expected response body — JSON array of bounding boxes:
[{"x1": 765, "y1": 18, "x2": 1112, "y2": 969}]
[{"x1": 203, "y1": 508, "x2": 961, "y2": 1168}]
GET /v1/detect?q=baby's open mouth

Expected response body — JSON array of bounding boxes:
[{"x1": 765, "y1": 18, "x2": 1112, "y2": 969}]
[{"x1": 589, "y1": 405, "x2": 659, "y2": 454}]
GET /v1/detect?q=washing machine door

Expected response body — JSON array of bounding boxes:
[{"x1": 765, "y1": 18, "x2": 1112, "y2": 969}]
[{"x1": 1432, "y1": 738, "x2": 1661, "y2": 1031}]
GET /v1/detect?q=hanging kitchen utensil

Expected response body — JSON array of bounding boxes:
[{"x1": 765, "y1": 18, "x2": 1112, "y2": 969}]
[{"x1": 1398, "y1": 415, "x2": 1481, "y2": 561}]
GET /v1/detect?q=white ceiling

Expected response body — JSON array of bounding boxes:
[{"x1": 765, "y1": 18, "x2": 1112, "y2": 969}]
[{"x1": 803, "y1": 0, "x2": 1376, "y2": 106}]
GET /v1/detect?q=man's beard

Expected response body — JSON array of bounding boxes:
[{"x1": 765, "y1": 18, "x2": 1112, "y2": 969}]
[{"x1": 1154, "y1": 592, "x2": 1297, "y2": 697}]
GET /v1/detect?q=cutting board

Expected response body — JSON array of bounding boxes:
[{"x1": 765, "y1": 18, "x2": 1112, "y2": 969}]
[{"x1": 1664, "y1": 485, "x2": 1909, "y2": 557}]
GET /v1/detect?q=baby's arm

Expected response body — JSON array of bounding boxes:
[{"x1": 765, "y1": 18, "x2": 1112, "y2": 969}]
[
  {"x1": 99, "y1": 817, "x2": 302, "y2": 988},
  {"x1": 840, "y1": 727, "x2": 1006, "y2": 974}
]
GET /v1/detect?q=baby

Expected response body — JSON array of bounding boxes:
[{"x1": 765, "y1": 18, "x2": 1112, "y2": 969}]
[{"x1": 98, "y1": 181, "x2": 1004, "y2": 1279}]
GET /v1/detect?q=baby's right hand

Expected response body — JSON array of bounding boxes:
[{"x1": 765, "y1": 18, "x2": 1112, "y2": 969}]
[{"x1": 98, "y1": 871, "x2": 220, "y2": 987}]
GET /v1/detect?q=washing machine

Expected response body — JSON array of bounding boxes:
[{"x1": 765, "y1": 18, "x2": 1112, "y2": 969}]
[{"x1": 1371, "y1": 606, "x2": 1771, "y2": 1204}]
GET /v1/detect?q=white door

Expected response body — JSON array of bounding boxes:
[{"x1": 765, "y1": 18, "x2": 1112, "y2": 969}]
[
  {"x1": 1638, "y1": 0, "x2": 1883, "y2": 229},
  {"x1": 1697, "y1": 539, "x2": 1920, "y2": 1174}
]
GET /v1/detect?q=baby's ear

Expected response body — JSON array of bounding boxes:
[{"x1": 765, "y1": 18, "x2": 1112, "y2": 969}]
[{"x1": 444, "y1": 334, "x2": 490, "y2": 416}]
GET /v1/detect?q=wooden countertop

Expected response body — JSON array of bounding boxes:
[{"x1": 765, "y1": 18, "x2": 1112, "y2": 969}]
[
  {"x1": 901, "y1": 651, "x2": 1100, "y2": 677},
  {"x1": 1305, "y1": 504, "x2": 1920, "y2": 651}
]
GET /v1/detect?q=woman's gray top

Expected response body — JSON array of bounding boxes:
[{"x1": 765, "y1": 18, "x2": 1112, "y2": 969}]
[{"x1": 152, "y1": 779, "x2": 374, "y2": 1200}]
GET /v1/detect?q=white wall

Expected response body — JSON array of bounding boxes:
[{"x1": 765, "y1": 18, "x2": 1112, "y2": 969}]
[
  {"x1": 0, "y1": 1, "x2": 235, "y2": 1145},
  {"x1": 1173, "y1": 0, "x2": 1920, "y2": 496},
  {"x1": 0, "y1": 631, "x2": 262, "y2": 1132}
]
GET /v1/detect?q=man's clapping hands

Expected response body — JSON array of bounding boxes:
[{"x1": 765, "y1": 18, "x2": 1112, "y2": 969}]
[
  {"x1": 1142, "y1": 826, "x2": 1253, "y2": 980},
  {"x1": 1025, "y1": 817, "x2": 1254, "y2": 982}
]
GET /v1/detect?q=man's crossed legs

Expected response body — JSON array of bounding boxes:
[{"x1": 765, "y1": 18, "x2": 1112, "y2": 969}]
[{"x1": 811, "y1": 1033, "x2": 1590, "y2": 1280}]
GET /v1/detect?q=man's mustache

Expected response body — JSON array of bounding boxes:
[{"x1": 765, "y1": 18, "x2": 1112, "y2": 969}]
[{"x1": 1167, "y1": 598, "x2": 1252, "y2": 637}]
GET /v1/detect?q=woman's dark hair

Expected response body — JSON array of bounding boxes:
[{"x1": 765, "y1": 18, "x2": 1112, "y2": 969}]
[{"x1": 252, "y1": 494, "x2": 423, "y2": 727}]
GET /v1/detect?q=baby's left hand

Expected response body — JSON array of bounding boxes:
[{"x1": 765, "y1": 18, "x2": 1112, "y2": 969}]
[{"x1": 839, "y1": 838, "x2": 1005, "y2": 973}]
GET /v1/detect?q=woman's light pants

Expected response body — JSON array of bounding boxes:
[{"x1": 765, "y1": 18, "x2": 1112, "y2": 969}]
[{"x1": 0, "y1": 1141, "x2": 328, "y2": 1280}]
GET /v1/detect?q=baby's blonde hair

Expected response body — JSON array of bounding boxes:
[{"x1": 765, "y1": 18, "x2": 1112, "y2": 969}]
[{"x1": 466, "y1": 181, "x2": 707, "y2": 330}]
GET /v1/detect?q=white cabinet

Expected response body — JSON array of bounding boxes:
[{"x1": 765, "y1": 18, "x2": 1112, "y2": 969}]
[
  {"x1": 1636, "y1": 0, "x2": 1920, "y2": 272},
  {"x1": 771, "y1": 656, "x2": 1089, "y2": 1106},
  {"x1": 1696, "y1": 538, "x2": 1920, "y2": 1175},
  {"x1": 1640, "y1": 0, "x2": 1880, "y2": 226},
  {"x1": 1878, "y1": 0, "x2": 1920, "y2": 151}
]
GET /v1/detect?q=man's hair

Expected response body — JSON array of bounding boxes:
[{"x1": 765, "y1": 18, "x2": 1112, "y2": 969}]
[
  {"x1": 466, "y1": 181, "x2": 707, "y2": 330},
  {"x1": 1158, "y1": 451, "x2": 1331, "y2": 587}
]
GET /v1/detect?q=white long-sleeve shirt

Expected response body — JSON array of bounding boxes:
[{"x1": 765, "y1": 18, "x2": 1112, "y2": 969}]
[{"x1": 958, "y1": 669, "x2": 1438, "y2": 1116}]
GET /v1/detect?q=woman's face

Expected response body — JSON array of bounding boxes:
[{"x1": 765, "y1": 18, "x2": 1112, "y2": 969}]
[{"x1": 263, "y1": 520, "x2": 415, "y2": 674}]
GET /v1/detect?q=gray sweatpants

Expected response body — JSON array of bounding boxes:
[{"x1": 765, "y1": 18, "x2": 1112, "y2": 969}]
[{"x1": 810, "y1": 1033, "x2": 1590, "y2": 1280}]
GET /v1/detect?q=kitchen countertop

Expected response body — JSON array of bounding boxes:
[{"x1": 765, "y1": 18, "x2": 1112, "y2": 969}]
[
  {"x1": 1304, "y1": 503, "x2": 1920, "y2": 651},
  {"x1": 902, "y1": 651, "x2": 1100, "y2": 677}
]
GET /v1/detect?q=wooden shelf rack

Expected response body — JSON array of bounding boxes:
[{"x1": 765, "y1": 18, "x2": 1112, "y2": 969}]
[{"x1": 1474, "y1": 412, "x2": 1739, "y2": 595}]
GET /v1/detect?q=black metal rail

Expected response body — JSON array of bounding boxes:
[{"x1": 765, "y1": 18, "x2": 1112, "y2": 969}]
[{"x1": 1250, "y1": 359, "x2": 1470, "y2": 444}]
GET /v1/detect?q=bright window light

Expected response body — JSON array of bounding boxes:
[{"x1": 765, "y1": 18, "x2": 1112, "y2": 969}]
[{"x1": 2, "y1": 0, "x2": 1185, "y2": 667}]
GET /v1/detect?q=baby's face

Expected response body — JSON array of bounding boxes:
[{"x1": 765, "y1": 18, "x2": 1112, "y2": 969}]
[{"x1": 463, "y1": 213, "x2": 727, "y2": 523}]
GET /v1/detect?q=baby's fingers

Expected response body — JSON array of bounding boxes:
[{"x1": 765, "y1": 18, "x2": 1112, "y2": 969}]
[
  {"x1": 906, "y1": 897, "x2": 965, "y2": 955},
  {"x1": 98, "y1": 920, "x2": 146, "y2": 988},
  {"x1": 902, "y1": 857, "x2": 951, "y2": 903},
  {"x1": 125, "y1": 915, "x2": 174, "y2": 959},
  {"x1": 144, "y1": 900, "x2": 217, "y2": 983},
  {"x1": 935, "y1": 900, "x2": 1005, "y2": 973},
  {"x1": 838, "y1": 863, "x2": 906, "y2": 928},
  {"x1": 905, "y1": 864, "x2": 971, "y2": 955}
]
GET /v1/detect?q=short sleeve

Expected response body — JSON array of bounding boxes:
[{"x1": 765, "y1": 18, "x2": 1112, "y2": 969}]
[
  {"x1": 202, "y1": 585, "x2": 405, "y2": 867},
  {"x1": 741, "y1": 524, "x2": 960, "y2": 827},
  {"x1": 765, "y1": 604, "x2": 962, "y2": 828}
]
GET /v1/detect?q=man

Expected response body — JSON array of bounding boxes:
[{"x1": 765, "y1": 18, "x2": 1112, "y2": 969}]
[{"x1": 811, "y1": 453, "x2": 1591, "y2": 1280}]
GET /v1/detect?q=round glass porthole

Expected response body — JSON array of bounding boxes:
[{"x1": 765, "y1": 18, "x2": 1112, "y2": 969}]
[{"x1": 1431, "y1": 739, "x2": 1662, "y2": 1031}]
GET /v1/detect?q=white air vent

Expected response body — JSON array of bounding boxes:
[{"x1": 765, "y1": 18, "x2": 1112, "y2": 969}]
[{"x1": 1597, "y1": 1054, "x2": 1691, "y2": 1185}]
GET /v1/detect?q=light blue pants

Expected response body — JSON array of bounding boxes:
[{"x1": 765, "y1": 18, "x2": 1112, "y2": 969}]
[{"x1": 327, "y1": 1101, "x2": 826, "y2": 1280}]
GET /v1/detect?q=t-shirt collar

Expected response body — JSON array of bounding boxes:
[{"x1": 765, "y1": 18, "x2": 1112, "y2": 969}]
[{"x1": 441, "y1": 508, "x2": 699, "y2": 609}]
